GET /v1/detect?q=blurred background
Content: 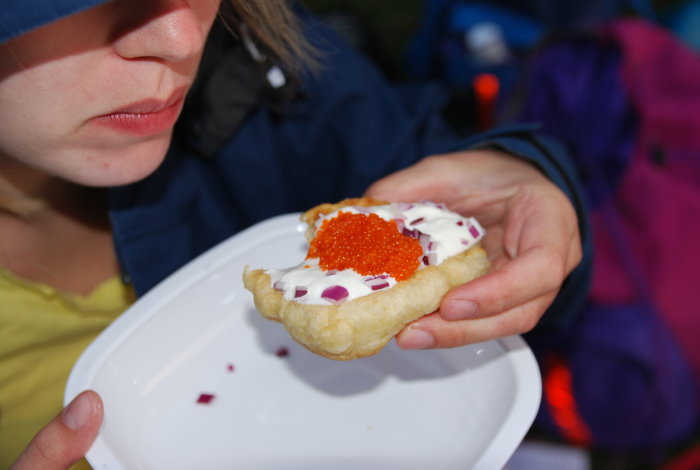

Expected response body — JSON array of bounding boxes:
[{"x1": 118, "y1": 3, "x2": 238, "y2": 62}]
[{"x1": 301, "y1": 1, "x2": 700, "y2": 469}]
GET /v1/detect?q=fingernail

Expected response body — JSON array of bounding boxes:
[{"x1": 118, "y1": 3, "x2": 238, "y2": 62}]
[
  {"x1": 442, "y1": 299, "x2": 478, "y2": 320},
  {"x1": 400, "y1": 328, "x2": 435, "y2": 350},
  {"x1": 62, "y1": 392, "x2": 95, "y2": 431}
]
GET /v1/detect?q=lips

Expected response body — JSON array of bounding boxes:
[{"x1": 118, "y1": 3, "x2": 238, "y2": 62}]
[{"x1": 91, "y1": 85, "x2": 188, "y2": 137}]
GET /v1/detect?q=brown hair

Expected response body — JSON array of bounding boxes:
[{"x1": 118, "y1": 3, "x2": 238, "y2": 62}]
[{"x1": 220, "y1": 0, "x2": 320, "y2": 75}]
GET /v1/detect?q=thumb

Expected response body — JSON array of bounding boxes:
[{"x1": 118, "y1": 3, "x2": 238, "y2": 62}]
[{"x1": 11, "y1": 390, "x2": 103, "y2": 470}]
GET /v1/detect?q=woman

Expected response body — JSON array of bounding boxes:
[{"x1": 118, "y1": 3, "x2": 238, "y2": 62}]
[{"x1": 1, "y1": 0, "x2": 589, "y2": 468}]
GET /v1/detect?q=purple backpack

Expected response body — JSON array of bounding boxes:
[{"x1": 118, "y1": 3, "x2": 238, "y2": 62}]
[{"x1": 517, "y1": 19, "x2": 700, "y2": 453}]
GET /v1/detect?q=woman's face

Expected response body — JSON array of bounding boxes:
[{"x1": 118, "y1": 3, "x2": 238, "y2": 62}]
[{"x1": 0, "y1": 0, "x2": 221, "y2": 186}]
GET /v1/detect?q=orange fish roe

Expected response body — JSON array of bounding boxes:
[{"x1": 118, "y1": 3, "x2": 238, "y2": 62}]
[{"x1": 307, "y1": 212, "x2": 422, "y2": 281}]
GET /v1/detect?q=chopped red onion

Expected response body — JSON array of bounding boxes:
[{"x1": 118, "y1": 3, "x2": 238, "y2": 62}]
[
  {"x1": 402, "y1": 227, "x2": 420, "y2": 239},
  {"x1": 196, "y1": 393, "x2": 215, "y2": 405},
  {"x1": 273, "y1": 281, "x2": 286, "y2": 292},
  {"x1": 294, "y1": 287, "x2": 308, "y2": 298},
  {"x1": 397, "y1": 202, "x2": 415, "y2": 212},
  {"x1": 456, "y1": 220, "x2": 465, "y2": 226},
  {"x1": 365, "y1": 274, "x2": 389, "y2": 281},
  {"x1": 325, "y1": 269, "x2": 338, "y2": 276},
  {"x1": 321, "y1": 285, "x2": 349, "y2": 303},
  {"x1": 364, "y1": 275, "x2": 391, "y2": 291},
  {"x1": 227, "y1": 363, "x2": 235, "y2": 372},
  {"x1": 422, "y1": 253, "x2": 438, "y2": 266},
  {"x1": 370, "y1": 282, "x2": 390, "y2": 291},
  {"x1": 419, "y1": 233, "x2": 432, "y2": 251},
  {"x1": 276, "y1": 346, "x2": 290, "y2": 357},
  {"x1": 409, "y1": 217, "x2": 425, "y2": 225},
  {"x1": 469, "y1": 224, "x2": 481, "y2": 238},
  {"x1": 394, "y1": 219, "x2": 405, "y2": 233}
]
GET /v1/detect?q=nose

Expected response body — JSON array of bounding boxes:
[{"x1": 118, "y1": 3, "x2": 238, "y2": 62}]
[{"x1": 112, "y1": 0, "x2": 208, "y2": 62}]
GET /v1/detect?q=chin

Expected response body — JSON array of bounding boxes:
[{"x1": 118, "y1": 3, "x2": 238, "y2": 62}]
[{"x1": 68, "y1": 138, "x2": 172, "y2": 187}]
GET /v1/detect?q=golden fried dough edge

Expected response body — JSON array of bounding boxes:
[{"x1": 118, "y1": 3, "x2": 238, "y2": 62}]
[{"x1": 243, "y1": 244, "x2": 489, "y2": 361}]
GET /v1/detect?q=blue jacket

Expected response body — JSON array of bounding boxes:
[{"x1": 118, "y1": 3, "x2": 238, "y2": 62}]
[{"x1": 104, "y1": 17, "x2": 591, "y2": 330}]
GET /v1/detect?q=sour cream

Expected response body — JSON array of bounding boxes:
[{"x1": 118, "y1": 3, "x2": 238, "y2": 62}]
[{"x1": 267, "y1": 202, "x2": 484, "y2": 305}]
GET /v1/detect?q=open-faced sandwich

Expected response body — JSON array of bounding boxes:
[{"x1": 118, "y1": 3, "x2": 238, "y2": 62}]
[{"x1": 243, "y1": 198, "x2": 490, "y2": 360}]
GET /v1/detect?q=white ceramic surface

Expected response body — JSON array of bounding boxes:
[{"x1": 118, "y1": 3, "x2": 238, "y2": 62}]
[{"x1": 65, "y1": 213, "x2": 541, "y2": 470}]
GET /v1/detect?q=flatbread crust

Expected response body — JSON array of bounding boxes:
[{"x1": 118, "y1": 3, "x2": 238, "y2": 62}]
[{"x1": 242, "y1": 199, "x2": 490, "y2": 360}]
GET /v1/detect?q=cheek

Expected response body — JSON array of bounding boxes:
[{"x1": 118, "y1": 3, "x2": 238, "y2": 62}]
[
  {"x1": 198, "y1": 0, "x2": 223, "y2": 29},
  {"x1": 0, "y1": 57, "x2": 88, "y2": 140},
  {"x1": 0, "y1": 87, "x2": 172, "y2": 188},
  {"x1": 0, "y1": 55, "x2": 171, "y2": 186},
  {"x1": 0, "y1": 68, "x2": 85, "y2": 174},
  {"x1": 0, "y1": 86, "x2": 60, "y2": 169}
]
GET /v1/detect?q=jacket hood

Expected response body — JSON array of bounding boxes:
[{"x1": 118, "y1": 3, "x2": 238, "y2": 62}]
[{"x1": 1, "y1": 0, "x2": 112, "y2": 43}]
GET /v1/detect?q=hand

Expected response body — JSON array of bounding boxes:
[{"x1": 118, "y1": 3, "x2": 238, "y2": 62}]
[
  {"x1": 11, "y1": 390, "x2": 103, "y2": 470},
  {"x1": 365, "y1": 149, "x2": 582, "y2": 349}
]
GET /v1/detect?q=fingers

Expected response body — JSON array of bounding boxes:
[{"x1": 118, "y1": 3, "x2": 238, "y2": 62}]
[
  {"x1": 396, "y1": 200, "x2": 582, "y2": 349},
  {"x1": 440, "y1": 241, "x2": 567, "y2": 322},
  {"x1": 368, "y1": 149, "x2": 583, "y2": 351},
  {"x1": 397, "y1": 291, "x2": 557, "y2": 349},
  {"x1": 442, "y1": 182, "x2": 579, "y2": 321},
  {"x1": 11, "y1": 390, "x2": 103, "y2": 470}
]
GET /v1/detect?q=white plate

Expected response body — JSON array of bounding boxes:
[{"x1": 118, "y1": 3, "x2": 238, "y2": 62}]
[{"x1": 65, "y1": 213, "x2": 541, "y2": 470}]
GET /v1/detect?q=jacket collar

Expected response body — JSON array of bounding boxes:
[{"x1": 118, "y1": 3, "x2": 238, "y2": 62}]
[{"x1": 176, "y1": 19, "x2": 300, "y2": 159}]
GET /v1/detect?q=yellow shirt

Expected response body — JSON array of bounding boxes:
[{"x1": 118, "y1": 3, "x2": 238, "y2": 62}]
[{"x1": 0, "y1": 269, "x2": 134, "y2": 470}]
